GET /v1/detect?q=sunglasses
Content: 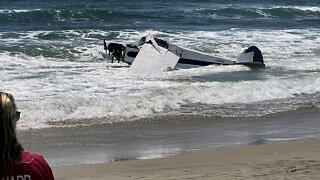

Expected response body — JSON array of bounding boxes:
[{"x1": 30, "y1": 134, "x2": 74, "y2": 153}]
[{"x1": 15, "y1": 111, "x2": 21, "y2": 122}]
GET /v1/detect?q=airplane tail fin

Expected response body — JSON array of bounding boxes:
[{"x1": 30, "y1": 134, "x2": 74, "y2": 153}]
[{"x1": 236, "y1": 46, "x2": 265, "y2": 67}]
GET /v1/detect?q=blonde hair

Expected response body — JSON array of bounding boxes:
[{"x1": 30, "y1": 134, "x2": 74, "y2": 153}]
[{"x1": 0, "y1": 92, "x2": 23, "y2": 176}]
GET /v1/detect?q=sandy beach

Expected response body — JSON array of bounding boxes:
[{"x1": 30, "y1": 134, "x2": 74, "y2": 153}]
[{"x1": 53, "y1": 138, "x2": 320, "y2": 179}]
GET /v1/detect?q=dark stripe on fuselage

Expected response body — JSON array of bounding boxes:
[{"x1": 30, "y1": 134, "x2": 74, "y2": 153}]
[
  {"x1": 126, "y1": 51, "x2": 230, "y2": 66},
  {"x1": 177, "y1": 58, "x2": 227, "y2": 66},
  {"x1": 127, "y1": 51, "x2": 139, "y2": 58}
]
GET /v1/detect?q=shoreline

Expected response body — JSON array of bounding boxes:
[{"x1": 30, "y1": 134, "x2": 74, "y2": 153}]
[
  {"x1": 53, "y1": 138, "x2": 320, "y2": 179},
  {"x1": 18, "y1": 109, "x2": 320, "y2": 168}
]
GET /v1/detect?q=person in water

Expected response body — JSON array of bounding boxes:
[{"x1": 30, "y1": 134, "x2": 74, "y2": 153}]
[{"x1": 0, "y1": 92, "x2": 54, "y2": 180}]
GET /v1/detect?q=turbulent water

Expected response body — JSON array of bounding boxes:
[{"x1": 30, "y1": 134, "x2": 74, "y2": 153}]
[{"x1": 1, "y1": 0, "x2": 320, "y2": 129}]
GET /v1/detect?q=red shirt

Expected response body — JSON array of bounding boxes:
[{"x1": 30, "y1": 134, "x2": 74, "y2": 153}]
[{"x1": 3, "y1": 151, "x2": 54, "y2": 180}]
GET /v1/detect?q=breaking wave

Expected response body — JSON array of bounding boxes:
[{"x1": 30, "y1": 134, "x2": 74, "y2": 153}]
[{"x1": 0, "y1": 5, "x2": 319, "y2": 30}]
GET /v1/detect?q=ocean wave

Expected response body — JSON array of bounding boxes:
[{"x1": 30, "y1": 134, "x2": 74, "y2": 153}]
[
  {"x1": 0, "y1": 45, "x2": 106, "y2": 62},
  {"x1": 0, "y1": 8, "x2": 171, "y2": 25},
  {"x1": 1, "y1": 27, "x2": 320, "y2": 64},
  {"x1": 0, "y1": 5, "x2": 318, "y2": 25},
  {"x1": 274, "y1": 6, "x2": 320, "y2": 13},
  {"x1": 0, "y1": 30, "x2": 111, "y2": 60},
  {"x1": 0, "y1": 9, "x2": 42, "y2": 13},
  {"x1": 181, "y1": 6, "x2": 319, "y2": 19},
  {"x1": 12, "y1": 63, "x2": 320, "y2": 129},
  {"x1": 0, "y1": 9, "x2": 107, "y2": 23}
]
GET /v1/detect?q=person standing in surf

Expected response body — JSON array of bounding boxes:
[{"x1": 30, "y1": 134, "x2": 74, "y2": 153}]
[{"x1": 0, "y1": 92, "x2": 54, "y2": 180}]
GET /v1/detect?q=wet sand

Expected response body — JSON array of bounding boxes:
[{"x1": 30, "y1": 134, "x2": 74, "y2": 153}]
[
  {"x1": 18, "y1": 109, "x2": 320, "y2": 167},
  {"x1": 53, "y1": 138, "x2": 320, "y2": 180}
]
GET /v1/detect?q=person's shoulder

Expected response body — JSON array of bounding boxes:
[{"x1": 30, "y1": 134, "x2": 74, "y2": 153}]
[
  {"x1": 24, "y1": 151, "x2": 49, "y2": 166},
  {"x1": 25, "y1": 151, "x2": 55, "y2": 179},
  {"x1": 19, "y1": 151, "x2": 41, "y2": 161},
  {"x1": 28, "y1": 152, "x2": 45, "y2": 161},
  {"x1": 6, "y1": 151, "x2": 54, "y2": 180}
]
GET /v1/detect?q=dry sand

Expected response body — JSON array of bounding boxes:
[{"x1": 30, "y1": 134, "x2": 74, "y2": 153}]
[{"x1": 53, "y1": 138, "x2": 320, "y2": 179}]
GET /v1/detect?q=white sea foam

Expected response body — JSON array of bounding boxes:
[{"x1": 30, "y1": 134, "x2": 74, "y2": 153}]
[
  {"x1": 0, "y1": 9, "x2": 42, "y2": 14},
  {"x1": 10, "y1": 60, "x2": 319, "y2": 130},
  {"x1": 272, "y1": 6, "x2": 320, "y2": 13}
]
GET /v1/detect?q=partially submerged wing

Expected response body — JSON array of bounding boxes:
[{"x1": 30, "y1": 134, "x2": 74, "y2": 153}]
[{"x1": 128, "y1": 43, "x2": 180, "y2": 74}]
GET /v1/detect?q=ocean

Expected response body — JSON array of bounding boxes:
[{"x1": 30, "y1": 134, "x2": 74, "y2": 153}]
[{"x1": 1, "y1": 0, "x2": 320, "y2": 165}]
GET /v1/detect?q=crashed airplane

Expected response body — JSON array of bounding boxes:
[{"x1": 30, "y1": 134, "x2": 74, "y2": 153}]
[{"x1": 104, "y1": 35, "x2": 264, "y2": 74}]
